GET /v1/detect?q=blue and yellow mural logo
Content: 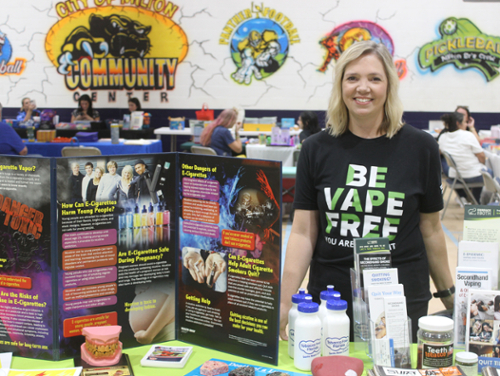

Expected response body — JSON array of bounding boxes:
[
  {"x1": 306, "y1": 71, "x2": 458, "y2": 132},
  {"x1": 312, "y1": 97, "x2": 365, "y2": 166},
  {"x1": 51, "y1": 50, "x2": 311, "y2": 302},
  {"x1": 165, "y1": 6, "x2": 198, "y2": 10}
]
[
  {"x1": 0, "y1": 31, "x2": 26, "y2": 76},
  {"x1": 220, "y1": 3, "x2": 300, "y2": 85},
  {"x1": 419, "y1": 17, "x2": 500, "y2": 81},
  {"x1": 318, "y1": 21, "x2": 407, "y2": 79},
  {"x1": 45, "y1": 1, "x2": 188, "y2": 91}
]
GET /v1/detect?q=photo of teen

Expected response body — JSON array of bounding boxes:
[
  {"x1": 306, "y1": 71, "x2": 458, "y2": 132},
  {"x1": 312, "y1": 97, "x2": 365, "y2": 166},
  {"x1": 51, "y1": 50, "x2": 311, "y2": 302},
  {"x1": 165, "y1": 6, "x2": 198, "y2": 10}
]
[
  {"x1": 469, "y1": 319, "x2": 494, "y2": 344},
  {"x1": 182, "y1": 247, "x2": 227, "y2": 293},
  {"x1": 471, "y1": 297, "x2": 495, "y2": 321}
]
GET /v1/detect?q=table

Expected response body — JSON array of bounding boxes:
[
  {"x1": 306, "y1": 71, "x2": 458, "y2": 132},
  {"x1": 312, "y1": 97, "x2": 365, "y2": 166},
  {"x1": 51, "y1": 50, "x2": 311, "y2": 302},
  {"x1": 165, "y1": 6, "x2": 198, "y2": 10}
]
[
  {"x1": 24, "y1": 139, "x2": 162, "y2": 157},
  {"x1": 246, "y1": 144, "x2": 299, "y2": 167},
  {"x1": 11, "y1": 340, "x2": 380, "y2": 375},
  {"x1": 154, "y1": 127, "x2": 192, "y2": 151}
]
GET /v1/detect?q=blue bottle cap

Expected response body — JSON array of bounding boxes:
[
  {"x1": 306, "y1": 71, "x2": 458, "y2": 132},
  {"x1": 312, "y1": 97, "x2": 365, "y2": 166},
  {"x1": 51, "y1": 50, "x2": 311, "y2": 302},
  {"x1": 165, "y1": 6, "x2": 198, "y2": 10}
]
[
  {"x1": 320, "y1": 285, "x2": 340, "y2": 301},
  {"x1": 292, "y1": 288, "x2": 312, "y2": 304},
  {"x1": 298, "y1": 297, "x2": 319, "y2": 313},
  {"x1": 327, "y1": 299, "x2": 348, "y2": 311}
]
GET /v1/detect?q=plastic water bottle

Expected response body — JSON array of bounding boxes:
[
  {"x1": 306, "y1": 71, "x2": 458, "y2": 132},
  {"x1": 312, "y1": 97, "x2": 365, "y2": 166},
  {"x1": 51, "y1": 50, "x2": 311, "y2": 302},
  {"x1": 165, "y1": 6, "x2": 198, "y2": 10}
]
[
  {"x1": 288, "y1": 288, "x2": 311, "y2": 358},
  {"x1": 294, "y1": 296, "x2": 321, "y2": 371},
  {"x1": 318, "y1": 285, "x2": 340, "y2": 355},
  {"x1": 111, "y1": 123, "x2": 120, "y2": 144},
  {"x1": 322, "y1": 299, "x2": 350, "y2": 356}
]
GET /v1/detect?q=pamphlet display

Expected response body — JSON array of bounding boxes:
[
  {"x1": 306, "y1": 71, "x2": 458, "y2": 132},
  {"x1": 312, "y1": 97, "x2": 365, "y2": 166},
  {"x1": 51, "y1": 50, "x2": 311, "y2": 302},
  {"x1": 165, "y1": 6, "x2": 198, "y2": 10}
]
[{"x1": 0, "y1": 154, "x2": 282, "y2": 365}]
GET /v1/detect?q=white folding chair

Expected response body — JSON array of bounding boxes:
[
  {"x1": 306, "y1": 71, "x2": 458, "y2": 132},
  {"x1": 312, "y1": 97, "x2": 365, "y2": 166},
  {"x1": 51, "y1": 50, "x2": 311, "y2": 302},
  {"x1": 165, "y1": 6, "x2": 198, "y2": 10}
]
[
  {"x1": 190, "y1": 145, "x2": 217, "y2": 155},
  {"x1": 441, "y1": 151, "x2": 483, "y2": 219},
  {"x1": 481, "y1": 170, "x2": 500, "y2": 204},
  {"x1": 61, "y1": 146, "x2": 102, "y2": 157}
]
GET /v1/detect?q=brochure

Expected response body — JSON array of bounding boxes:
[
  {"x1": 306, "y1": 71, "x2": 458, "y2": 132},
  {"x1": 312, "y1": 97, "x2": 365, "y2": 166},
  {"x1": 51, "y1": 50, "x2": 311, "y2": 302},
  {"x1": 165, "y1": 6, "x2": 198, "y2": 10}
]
[
  {"x1": 140, "y1": 345, "x2": 193, "y2": 368},
  {"x1": 0, "y1": 154, "x2": 282, "y2": 364},
  {"x1": 466, "y1": 289, "x2": 500, "y2": 371},
  {"x1": 368, "y1": 365, "x2": 465, "y2": 376},
  {"x1": 454, "y1": 267, "x2": 492, "y2": 348},
  {"x1": 463, "y1": 206, "x2": 500, "y2": 289},
  {"x1": 184, "y1": 358, "x2": 309, "y2": 376},
  {"x1": 458, "y1": 240, "x2": 498, "y2": 288}
]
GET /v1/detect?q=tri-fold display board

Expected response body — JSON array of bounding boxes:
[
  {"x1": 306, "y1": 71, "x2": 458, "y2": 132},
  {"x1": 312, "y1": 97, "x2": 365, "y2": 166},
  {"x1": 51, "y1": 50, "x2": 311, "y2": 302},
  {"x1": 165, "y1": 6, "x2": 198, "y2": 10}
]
[{"x1": 0, "y1": 153, "x2": 282, "y2": 364}]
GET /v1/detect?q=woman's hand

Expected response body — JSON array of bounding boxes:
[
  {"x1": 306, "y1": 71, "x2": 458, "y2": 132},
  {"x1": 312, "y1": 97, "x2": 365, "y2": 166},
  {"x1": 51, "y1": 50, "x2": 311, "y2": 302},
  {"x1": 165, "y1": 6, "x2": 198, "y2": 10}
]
[
  {"x1": 279, "y1": 301, "x2": 291, "y2": 340},
  {"x1": 205, "y1": 252, "x2": 226, "y2": 287},
  {"x1": 468, "y1": 116, "x2": 475, "y2": 130},
  {"x1": 183, "y1": 250, "x2": 205, "y2": 283}
]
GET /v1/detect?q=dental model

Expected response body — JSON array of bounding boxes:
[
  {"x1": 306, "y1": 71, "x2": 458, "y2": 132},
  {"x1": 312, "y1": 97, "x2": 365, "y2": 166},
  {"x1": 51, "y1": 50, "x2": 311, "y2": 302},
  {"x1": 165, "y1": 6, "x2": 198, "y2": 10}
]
[{"x1": 81, "y1": 325, "x2": 122, "y2": 366}]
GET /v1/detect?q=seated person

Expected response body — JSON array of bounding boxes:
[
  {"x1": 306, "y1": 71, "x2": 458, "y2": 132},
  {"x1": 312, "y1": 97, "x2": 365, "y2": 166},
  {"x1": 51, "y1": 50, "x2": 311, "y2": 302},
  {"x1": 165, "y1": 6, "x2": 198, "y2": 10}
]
[
  {"x1": 438, "y1": 112, "x2": 487, "y2": 203},
  {"x1": 16, "y1": 97, "x2": 40, "y2": 123},
  {"x1": 71, "y1": 94, "x2": 100, "y2": 122},
  {"x1": 456, "y1": 105, "x2": 480, "y2": 143},
  {"x1": 200, "y1": 108, "x2": 243, "y2": 156},
  {"x1": 128, "y1": 97, "x2": 142, "y2": 113},
  {"x1": 298, "y1": 110, "x2": 321, "y2": 143},
  {"x1": 0, "y1": 121, "x2": 28, "y2": 155}
]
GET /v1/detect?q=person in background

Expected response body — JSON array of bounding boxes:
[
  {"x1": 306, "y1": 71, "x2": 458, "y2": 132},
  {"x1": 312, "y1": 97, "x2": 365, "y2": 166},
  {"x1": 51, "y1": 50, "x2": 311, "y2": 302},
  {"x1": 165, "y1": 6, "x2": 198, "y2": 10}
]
[
  {"x1": 16, "y1": 97, "x2": 40, "y2": 123},
  {"x1": 456, "y1": 105, "x2": 480, "y2": 143},
  {"x1": 86, "y1": 166, "x2": 104, "y2": 202},
  {"x1": 81, "y1": 162, "x2": 95, "y2": 202},
  {"x1": 438, "y1": 112, "x2": 487, "y2": 204},
  {"x1": 96, "y1": 160, "x2": 121, "y2": 201},
  {"x1": 69, "y1": 162, "x2": 84, "y2": 203},
  {"x1": 71, "y1": 94, "x2": 100, "y2": 122},
  {"x1": 298, "y1": 111, "x2": 321, "y2": 143},
  {"x1": 128, "y1": 97, "x2": 142, "y2": 113},
  {"x1": 200, "y1": 108, "x2": 243, "y2": 156},
  {"x1": 0, "y1": 120, "x2": 28, "y2": 155},
  {"x1": 279, "y1": 41, "x2": 454, "y2": 343}
]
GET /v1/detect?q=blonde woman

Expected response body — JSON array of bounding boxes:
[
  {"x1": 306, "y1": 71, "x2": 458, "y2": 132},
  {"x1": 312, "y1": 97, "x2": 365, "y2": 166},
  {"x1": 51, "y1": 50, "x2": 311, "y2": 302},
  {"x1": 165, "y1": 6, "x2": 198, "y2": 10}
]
[
  {"x1": 110, "y1": 165, "x2": 134, "y2": 208},
  {"x1": 86, "y1": 166, "x2": 104, "y2": 202},
  {"x1": 279, "y1": 40, "x2": 454, "y2": 342}
]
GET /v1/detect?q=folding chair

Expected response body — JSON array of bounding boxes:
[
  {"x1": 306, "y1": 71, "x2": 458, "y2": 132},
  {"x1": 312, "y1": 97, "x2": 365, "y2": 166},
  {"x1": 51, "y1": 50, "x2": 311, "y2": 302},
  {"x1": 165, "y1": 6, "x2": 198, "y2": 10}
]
[
  {"x1": 190, "y1": 145, "x2": 217, "y2": 155},
  {"x1": 441, "y1": 151, "x2": 484, "y2": 219},
  {"x1": 481, "y1": 170, "x2": 500, "y2": 204},
  {"x1": 61, "y1": 146, "x2": 102, "y2": 157}
]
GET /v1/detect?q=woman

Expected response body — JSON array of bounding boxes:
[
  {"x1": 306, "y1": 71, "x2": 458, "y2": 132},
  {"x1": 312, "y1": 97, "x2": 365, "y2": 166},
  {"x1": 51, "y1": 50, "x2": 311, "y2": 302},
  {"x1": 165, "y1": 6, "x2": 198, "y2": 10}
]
[
  {"x1": 438, "y1": 112, "x2": 486, "y2": 203},
  {"x1": 86, "y1": 166, "x2": 104, "y2": 202},
  {"x1": 71, "y1": 94, "x2": 100, "y2": 122},
  {"x1": 298, "y1": 111, "x2": 321, "y2": 143},
  {"x1": 200, "y1": 109, "x2": 242, "y2": 156},
  {"x1": 494, "y1": 296, "x2": 500, "y2": 320},
  {"x1": 16, "y1": 97, "x2": 40, "y2": 123},
  {"x1": 279, "y1": 41, "x2": 454, "y2": 343},
  {"x1": 109, "y1": 165, "x2": 134, "y2": 209},
  {"x1": 96, "y1": 160, "x2": 121, "y2": 201},
  {"x1": 456, "y1": 106, "x2": 480, "y2": 143},
  {"x1": 128, "y1": 97, "x2": 142, "y2": 113},
  {"x1": 494, "y1": 346, "x2": 500, "y2": 357},
  {"x1": 480, "y1": 322, "x2": 493, "y2": 342}
]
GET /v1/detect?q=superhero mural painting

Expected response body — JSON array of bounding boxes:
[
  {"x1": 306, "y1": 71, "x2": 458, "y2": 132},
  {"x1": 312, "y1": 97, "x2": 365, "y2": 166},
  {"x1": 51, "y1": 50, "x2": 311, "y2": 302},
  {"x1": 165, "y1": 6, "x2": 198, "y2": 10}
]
[
  {"x1": 318, "y1": 21, "x2": 407, "y2": 80},
  {"x1": 230, "y1": 19, "x2": 289, "y2": 85}
]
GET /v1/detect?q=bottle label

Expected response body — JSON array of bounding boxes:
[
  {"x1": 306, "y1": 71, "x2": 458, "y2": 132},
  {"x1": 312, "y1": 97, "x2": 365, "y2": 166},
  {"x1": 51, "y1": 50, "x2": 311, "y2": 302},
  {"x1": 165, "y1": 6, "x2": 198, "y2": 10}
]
[
  {"x1": 325, "y1": 336, "x2": 349, "y2": 354},
  {"x1": 298, "y1": 339, "x2": 320, "y2": 357},
  {"x1": 290, "y1": 329, "x2": 294, "y2": 345},
  {"x1": 422, "y1": 343, "x2": 453, "y2": 368}
]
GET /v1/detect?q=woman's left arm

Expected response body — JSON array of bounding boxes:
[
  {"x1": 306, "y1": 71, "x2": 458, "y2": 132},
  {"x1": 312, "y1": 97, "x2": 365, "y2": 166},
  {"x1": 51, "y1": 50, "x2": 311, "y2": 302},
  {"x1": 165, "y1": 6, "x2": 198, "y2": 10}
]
[{"x1": 420, "y1": 211, "x2": 454, "y2": 310}]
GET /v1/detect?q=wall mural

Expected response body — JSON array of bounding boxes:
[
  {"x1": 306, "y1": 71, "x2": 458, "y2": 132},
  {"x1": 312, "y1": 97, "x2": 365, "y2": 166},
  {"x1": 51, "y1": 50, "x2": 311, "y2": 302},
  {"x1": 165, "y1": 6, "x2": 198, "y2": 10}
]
[
  {"x1": 220, "y1": 3, "x2": 300, "y2": 85},
  {"x1": 318, "y1": 21, "x2": 407, "y2": 80},
  {"x1": 45, "y1": 2, "x2": 188, "y2": 97},
  {"x1": 419, "y1": 17, "x2": 500, "y2": 81},
  {"x1": 0, "y1": 31, "x2": 26, "y2": 76}
]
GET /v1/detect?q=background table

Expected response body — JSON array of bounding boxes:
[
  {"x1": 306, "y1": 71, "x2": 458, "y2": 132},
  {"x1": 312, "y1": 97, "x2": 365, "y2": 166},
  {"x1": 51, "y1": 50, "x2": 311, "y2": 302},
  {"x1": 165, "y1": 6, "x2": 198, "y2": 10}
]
[
  {"x1": 246, "y1": 144, "x2": 298, "y2": 167},
  {"x1": 24, "y1": 139, "x2": 162, "y2": 157},
  {"x1": 154, "y1": 127, "x2": 192, "y2": 151}
]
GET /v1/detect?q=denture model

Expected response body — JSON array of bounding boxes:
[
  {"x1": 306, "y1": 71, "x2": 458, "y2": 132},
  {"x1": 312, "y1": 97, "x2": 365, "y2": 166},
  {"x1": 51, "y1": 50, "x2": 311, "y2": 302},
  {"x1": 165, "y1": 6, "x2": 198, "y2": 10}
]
[{"x1": 81, "y1": 325, "x2": 122, "y2": 366}]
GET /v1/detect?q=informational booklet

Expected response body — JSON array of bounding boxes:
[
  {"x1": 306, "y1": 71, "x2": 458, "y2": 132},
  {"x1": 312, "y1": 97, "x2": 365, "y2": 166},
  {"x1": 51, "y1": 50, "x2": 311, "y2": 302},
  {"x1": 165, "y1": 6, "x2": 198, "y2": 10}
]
[
  {"x1": 363, "y1": 268, "x2": 399, "y2": 289},
  {"x1": 140, "y1": 345, "x2": 193, "y2": 368},
  {"x1": 458, "y1": 240, "x2": 499, "y2": 288},
  {"x1": 466, "y1": 289, "x2": 500, "y2": 371},
  {"x1": 0, "y1": 154, "x2": 282, "y2": 365},
  {"x1": 368, "y1": 365, "x2": 465, "y2": 376},
  {"x1": 354, "y1": 238, "x2": 391, "y2": 290},
  {"x1": 367, "y1": 284, "x2": 405, "y2": 366},
  {"x1": 384, "y1": 296, "x2": 411, "y2": 368},
  {"x1": 463, "y1": 206, "x2": 500, "y2": 289},
  {"x1": 454, "y1": 267, "x2": 492, "y2": 348}
]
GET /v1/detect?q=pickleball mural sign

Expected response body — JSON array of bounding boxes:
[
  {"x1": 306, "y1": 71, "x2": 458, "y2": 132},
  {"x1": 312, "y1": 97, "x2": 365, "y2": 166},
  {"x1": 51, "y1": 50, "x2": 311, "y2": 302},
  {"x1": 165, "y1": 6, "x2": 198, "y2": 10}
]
[
  {"x1": 45, "y1": 1, "x2": 188, "y2": 91},
  {"x1": 419, "y1": 17, "x2": 500, "y2": 81}
]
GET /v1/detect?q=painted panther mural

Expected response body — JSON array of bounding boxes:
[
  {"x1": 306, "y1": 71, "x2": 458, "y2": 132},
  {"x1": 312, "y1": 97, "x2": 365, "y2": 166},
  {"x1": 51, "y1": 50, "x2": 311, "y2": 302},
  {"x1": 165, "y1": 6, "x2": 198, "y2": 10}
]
[{"x1": 57, "y1": 13, "x2": 151, "y2": 74}]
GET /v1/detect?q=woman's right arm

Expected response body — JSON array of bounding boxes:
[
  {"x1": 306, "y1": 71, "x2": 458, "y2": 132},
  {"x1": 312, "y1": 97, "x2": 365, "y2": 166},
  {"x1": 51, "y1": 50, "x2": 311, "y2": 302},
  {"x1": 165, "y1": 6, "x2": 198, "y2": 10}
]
[{"x1": 279, "y1": 209, "x2": 319, "y2": 340}]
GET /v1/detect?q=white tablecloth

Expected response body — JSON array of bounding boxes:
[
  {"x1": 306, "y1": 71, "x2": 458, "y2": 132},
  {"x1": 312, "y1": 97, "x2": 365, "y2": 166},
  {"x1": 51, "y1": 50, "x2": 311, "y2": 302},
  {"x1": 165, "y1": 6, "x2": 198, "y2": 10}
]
[{"x1": 245, "y1": 144, "x2": 298, "y2": 167}]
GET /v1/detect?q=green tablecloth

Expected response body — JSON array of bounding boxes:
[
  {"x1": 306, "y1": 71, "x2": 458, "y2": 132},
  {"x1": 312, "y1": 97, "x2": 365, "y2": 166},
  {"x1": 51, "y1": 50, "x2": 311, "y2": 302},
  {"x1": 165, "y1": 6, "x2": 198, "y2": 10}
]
[{"x1": 11, "y1": 341, "x2": 383, "y2": 375}]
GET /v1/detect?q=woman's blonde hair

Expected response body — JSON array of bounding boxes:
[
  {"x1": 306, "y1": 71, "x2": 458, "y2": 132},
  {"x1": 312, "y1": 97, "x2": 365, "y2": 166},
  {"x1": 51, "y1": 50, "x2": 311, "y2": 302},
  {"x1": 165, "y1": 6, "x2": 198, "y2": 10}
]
[
  {"x1": 326, "y1": 40, "x2": 404, "y2": 138},
  {"x1": 122, "y1": 165, "x2": 133, "y2": 180},
  {"x1": 93, "y1": 167, "x2": 105, "y2": 183}
]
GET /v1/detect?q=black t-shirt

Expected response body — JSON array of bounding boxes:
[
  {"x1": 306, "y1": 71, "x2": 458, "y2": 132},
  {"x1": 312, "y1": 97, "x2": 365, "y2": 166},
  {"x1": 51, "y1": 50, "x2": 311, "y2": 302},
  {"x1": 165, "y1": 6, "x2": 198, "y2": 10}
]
[{"x1": 294, "y1": 124, "x2": 443, "y2": 310}]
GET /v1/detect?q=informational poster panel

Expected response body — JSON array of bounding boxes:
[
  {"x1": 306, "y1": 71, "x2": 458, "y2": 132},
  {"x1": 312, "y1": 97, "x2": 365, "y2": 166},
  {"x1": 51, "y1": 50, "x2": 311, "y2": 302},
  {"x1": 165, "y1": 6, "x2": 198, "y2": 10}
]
[
  {"x1": 0, "y1": 153, "x2": 281, "y2": 365},
  {"x1": 0, "y1": 157, "x2": 53, "y2": 359},
  {"x1": 177, "y1": 155, "x2": 282, "y2": 364}
]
